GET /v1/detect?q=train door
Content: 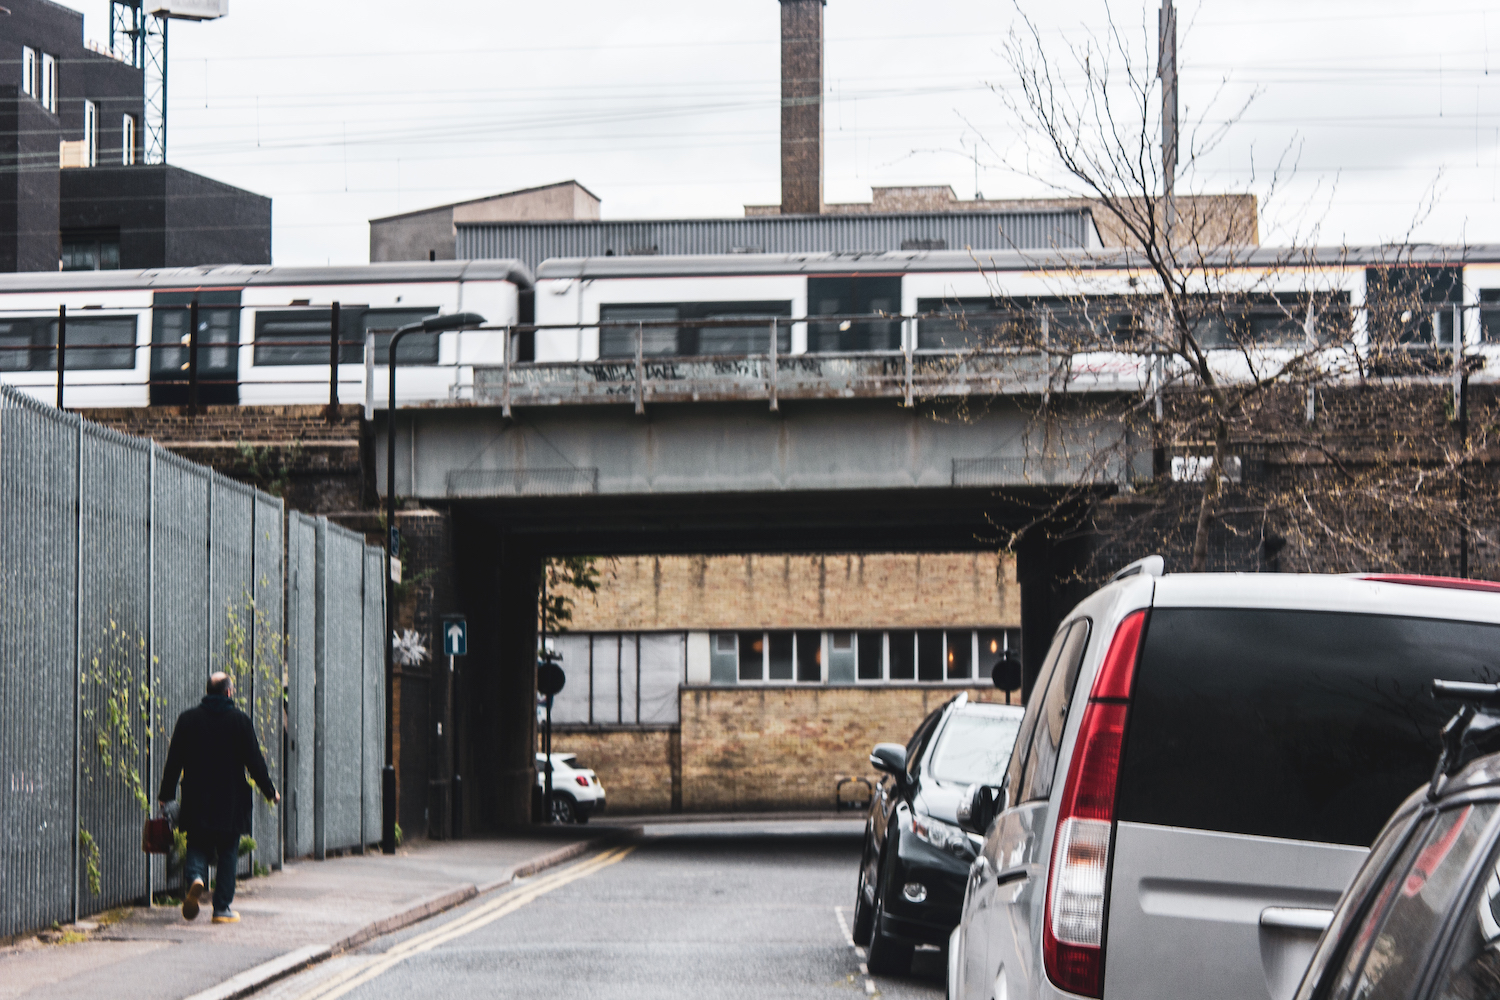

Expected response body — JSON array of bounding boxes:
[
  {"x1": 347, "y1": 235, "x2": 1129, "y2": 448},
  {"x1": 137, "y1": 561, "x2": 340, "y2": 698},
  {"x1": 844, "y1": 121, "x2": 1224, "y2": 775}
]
[
  {"x1": 151, "y1": 290, "x2": 242, "y2": 405},
  {"x1": 807, "y1": 275, "x2": 903, "y2": 352}
]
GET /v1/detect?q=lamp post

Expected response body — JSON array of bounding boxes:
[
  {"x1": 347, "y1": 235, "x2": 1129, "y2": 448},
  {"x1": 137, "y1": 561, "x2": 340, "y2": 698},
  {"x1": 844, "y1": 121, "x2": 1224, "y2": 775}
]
[{"x1": 382, "y1": 311, "x2": 485, "y2": 855}]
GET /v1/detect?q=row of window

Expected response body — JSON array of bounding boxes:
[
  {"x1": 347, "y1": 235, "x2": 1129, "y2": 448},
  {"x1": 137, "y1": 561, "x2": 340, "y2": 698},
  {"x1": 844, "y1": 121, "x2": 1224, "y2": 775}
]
[
  {"x1": 586, "y1": 270, "x2": 1500, "y2": 360},
  {"x1": 23, "y1": 46, "x2": 139, "y2": 167},
  {"x1": 0, "y1": 305, "x2": 443, "y2": 373},
  {"x1": 711, "y1": 628, "x2": 1019, "y2": 685}
]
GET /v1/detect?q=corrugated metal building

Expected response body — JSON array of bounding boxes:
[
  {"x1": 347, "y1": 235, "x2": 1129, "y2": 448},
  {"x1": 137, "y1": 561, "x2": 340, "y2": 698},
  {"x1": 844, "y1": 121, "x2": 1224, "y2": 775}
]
[{"x1": 456, "y1": 209, "x2": 1100, "y2": 273}]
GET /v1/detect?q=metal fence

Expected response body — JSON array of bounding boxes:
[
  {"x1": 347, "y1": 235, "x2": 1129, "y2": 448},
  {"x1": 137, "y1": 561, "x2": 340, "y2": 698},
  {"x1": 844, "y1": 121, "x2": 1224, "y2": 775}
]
[{"x1": 0, "y1": 385, "x2": 386, "y2": 939}]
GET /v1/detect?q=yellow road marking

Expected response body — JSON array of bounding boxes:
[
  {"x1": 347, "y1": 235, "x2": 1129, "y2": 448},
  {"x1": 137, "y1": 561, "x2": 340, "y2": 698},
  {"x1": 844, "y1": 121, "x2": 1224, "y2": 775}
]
[{"x1": 290, "y1": 845, "x2": 636, "y2": 1000}]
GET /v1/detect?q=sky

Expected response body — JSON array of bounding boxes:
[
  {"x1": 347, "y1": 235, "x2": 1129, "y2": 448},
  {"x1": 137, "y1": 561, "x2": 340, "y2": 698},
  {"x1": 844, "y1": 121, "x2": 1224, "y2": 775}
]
[{"x1": 54, "y1": 1, "x2": 1500, "y2": 265}]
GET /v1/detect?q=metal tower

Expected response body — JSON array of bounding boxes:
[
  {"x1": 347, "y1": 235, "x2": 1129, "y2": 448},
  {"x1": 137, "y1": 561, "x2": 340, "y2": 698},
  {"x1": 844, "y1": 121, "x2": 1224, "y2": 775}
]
[{"x1": 109, "y1": 2, "x2": 227, "y2": 165}]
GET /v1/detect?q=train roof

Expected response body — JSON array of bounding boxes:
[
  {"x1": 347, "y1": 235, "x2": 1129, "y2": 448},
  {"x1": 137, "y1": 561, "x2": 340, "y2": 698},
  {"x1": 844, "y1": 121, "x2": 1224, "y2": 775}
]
[
  {"x1": 0, "y1": 260, "x2": 534, "y2": 294},
  {"x1": 534, "y1": 245, "x2": 1500, "y2": 280}
]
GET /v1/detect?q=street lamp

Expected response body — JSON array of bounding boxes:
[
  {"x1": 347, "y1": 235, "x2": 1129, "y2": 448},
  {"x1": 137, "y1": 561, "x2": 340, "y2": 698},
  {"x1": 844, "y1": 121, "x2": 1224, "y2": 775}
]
[{"x1": 382, "y1": 311, "x2": 485, "y2": 855}]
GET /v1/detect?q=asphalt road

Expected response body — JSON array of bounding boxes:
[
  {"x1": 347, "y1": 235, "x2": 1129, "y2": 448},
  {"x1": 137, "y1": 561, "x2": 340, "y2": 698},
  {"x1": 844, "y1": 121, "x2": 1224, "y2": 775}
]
[{"x1": 259, "y1": 819, "x2": 945, "y2": 1000}]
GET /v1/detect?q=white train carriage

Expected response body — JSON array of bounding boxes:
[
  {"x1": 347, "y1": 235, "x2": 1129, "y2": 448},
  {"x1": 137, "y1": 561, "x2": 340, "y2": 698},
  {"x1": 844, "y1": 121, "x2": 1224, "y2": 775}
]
[
  {"x1": 532, "y1": 248, "x2": 1500, "y2": 385},
  {"x1": 0, "y1": 260, "x2": 530, "y2": 409}
]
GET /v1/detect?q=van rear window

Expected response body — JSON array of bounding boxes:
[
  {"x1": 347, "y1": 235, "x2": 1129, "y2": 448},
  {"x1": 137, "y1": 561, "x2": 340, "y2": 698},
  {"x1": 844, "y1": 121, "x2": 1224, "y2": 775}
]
[{"x1": 1116, "y1": 608, "x2": 1500, "y2": 847}]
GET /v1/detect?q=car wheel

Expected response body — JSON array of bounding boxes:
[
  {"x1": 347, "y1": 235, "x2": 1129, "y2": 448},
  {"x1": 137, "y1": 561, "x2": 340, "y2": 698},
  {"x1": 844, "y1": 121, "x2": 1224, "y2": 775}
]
[
  {"x1": 852, "y1": 847, "x2": 877, "y2": 945},
  {"x1": 548, "y1": 794, "x2": 576, "y2": 824},
  {"x1": 866, "y1": 847, "x2": 914, "y2": 976}
]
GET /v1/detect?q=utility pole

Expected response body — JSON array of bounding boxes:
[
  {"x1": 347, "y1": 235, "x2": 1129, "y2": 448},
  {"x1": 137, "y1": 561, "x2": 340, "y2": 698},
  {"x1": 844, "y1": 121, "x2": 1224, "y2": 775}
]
[{"x1": 1158, "y1": 2, "x2": 1178, "y2": 248}]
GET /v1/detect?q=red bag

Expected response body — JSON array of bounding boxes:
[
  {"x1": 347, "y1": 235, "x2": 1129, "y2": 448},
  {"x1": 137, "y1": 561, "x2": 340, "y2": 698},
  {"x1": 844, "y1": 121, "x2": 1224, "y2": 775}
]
[{"x1": 142, "y1": 817, "x2": 173, "y2": 855}]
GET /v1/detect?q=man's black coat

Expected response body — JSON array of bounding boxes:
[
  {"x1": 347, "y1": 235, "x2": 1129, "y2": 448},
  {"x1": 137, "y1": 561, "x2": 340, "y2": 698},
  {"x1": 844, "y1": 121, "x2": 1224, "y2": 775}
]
[{"x1": 159, "y1": 695, "x2": 277, "y2": 835}]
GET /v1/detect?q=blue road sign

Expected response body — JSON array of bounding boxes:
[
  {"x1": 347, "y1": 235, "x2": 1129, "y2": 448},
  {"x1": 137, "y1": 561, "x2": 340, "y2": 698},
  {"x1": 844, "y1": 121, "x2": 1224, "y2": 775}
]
[{"x1": 442, "y1": 618, "x2": 467, "y2": 657}]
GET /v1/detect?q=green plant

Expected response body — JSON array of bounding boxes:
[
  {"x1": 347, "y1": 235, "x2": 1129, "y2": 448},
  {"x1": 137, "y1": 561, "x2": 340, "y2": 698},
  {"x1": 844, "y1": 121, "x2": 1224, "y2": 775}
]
[
  {"x1": 394, "y1": 822, "x2": 403, "y2": 847},
  {"x1": 231, "y1": 441, "x2": 302, "y2": 498},
  {"x1": 78, "y1": 616, "x2": 164, "y2": 900},
  {"x1": 254, "y1": 861, "x2": 271, "y2": 878},
  {"x1": 78, "y1": 827, "x2": 100, "y2": 896},
  {"x1": 220, "y1": 585, "x2": 288, "y2": 772},
  {"x1": 237, "y1": 835, "x2": 256, "y2": 858},
  {"x1": 393, "y1": 566, "x2": 437, "y2": 605}
]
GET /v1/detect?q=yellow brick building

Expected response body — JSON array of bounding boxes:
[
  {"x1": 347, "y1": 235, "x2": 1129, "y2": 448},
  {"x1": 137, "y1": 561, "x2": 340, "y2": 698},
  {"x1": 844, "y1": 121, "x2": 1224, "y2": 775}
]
[{"x1": 544, "y1": 552, "x2": 1020, "y2": 813}]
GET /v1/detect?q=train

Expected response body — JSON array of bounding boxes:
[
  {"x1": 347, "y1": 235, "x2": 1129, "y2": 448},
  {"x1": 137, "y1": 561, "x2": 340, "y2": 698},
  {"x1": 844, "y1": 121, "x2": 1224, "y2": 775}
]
[{"x1": 1, "y1": 247, "x2": 1498, "y2": 411}]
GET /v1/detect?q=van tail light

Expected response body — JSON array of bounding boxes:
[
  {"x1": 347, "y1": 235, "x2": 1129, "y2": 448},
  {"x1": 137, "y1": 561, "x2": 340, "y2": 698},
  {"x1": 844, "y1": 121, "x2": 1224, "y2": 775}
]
[{"x1": 1043, "y1": 609, "x2": 1146, "y2": 998}]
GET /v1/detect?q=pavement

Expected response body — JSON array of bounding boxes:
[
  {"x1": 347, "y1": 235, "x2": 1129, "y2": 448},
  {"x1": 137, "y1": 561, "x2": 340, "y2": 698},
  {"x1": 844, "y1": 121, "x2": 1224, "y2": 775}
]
[
  {"x1": 255, "y1": 817, "x2": 944, "y2": 1000},
  {"x1": 0, "y1": 825, "x2": 632, "y2": 1000}
]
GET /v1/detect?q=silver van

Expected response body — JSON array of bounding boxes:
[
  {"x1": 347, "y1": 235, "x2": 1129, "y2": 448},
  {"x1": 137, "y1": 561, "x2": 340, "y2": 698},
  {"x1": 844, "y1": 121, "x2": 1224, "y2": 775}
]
[{"x1": 948, "y1": 568, "x2": 1500, "y2": 1000}]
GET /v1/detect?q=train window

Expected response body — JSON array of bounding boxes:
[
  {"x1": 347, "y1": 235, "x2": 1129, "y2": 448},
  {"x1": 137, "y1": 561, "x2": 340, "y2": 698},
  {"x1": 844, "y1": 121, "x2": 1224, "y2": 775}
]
[
  {"x1": 364, "y1": 309, "x2": 441, "y2": 365},
  {"x1": 0, "y1": 316, "x2": 135, "y2": 371},
  {"x1": 808, "y1": 276, "x2": 901, "y2": 352},
  {"x1": 151, "y1": 291, "x2": 242, "y2": 406},
  {"x1": 254, "y1": 308, "x2": 365, "y2": 366},
  {"x1": 598, "y1": 301, "x2": 791, "y2": 359},
  {"x1": 1482, "y1": 290, "x2": 1500, "y2": 342}
]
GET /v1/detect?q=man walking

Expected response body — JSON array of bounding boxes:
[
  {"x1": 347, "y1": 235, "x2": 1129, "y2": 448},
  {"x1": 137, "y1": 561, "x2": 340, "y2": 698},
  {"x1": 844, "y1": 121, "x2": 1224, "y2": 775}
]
[{"x1": 158, "y1": 671, "x2": 279, "y2": 924}]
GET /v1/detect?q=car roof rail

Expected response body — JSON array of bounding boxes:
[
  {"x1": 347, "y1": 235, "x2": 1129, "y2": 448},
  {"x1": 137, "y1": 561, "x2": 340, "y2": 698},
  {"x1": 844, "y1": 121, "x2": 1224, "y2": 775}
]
[
  {"x1": 1108, "y1": 555, "x2": 1164, "y2": 583},
  {"x1": 1429, "y1": 680, "x2": 1500, "y2": 798}
]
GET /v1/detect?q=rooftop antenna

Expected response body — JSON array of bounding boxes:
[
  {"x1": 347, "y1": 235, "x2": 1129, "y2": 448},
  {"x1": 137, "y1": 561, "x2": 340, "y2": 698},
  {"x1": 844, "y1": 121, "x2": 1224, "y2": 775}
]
[{"x1": 109, "y1": 1, "x2": 227, "y2": 165}]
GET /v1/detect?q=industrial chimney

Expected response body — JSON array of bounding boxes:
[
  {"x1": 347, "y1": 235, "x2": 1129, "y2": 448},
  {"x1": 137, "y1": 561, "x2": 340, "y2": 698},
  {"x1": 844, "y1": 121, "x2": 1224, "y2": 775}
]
[{"x1": 779, "y1": 0, "x2": 825, "y2": 215}]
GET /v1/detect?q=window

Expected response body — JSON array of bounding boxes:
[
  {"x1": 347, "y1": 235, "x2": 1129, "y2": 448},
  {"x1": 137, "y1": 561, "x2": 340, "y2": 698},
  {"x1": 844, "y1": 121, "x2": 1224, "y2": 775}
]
[
  {"x1": 1428, "y1": 816, "x2": 1500, "y2": 999},
  {"x1": 710, "y1": 632, "x2": 738, "y2": 684},
  {"x1": 0, "y1": 315, "x2": 136, "y2": 371},
  {"x1": 977, "y1": 629, "x2": 1017, "y2": 687},
  {"x1": 1115, "y1": 608, "x2": 1500, "y2": 846},
  {"x1": 927, "y1": 711, "x2": 1025, "y2": 786},
  {"x1": 737, "y1": 631, "x2": 764, "y2": 681},
  {"x1": 1327, "y1": 805, "x2": 1498, "y2": 1000},
  {"x1": 546, "y1": 632, "x2": 686, "y2": 725},
  {"x1": 1019, "y1": 620, "x2": 1091, "y2": 803},
  {"x1": 254, "y1": 308, "x2": 364, "y2": 366},
  {"x1": 1366, "y1": 266, "x2": 1463, "y2": 351},
  {"x1": 151, "y1": 291, "x2": 242, "y2": 405},
  {"x1": 856, "y1": 631, "x2": 884, "y2": 680},
  {"x1": 597, "y1": 301, "x2": 792, "y2": 359},
  {"x1": 22, "y1": 46, "x2": 36, "y2": 98},
  {"x1": 767, "y1": 631, "x2": 794, "y2": 680},
  {"x1": 888, "y1": 630, "x2": 916, "y2": 680},
  {"x1": 917, "y1": 295, "x2": 1149, "y2": 352},
  {"x1": 795, "y1": 631, "x2": 821, "y2": 682},
  {"x1": 363, "y1": 308, "x2": 441, "y2": 365},
  {"x1": 40, "y1": 53, "x2": 56, "y2": 114},
  {"x1": 808, "y1": 276, "x2": 902, "y2": 352},
  {"x1": 917, "y1": 629, "x2": 944, "y2": 681},
  {"x1": 60, "y1": 230, "x2": 120, "y2": 271},
  {"x1": 828, "y1": 631, "x2": 856, "y2": 683},
  {"x1": 1481, "y1": 289, "x2": 1500, "y2": 343},
  {"x1": 83, "y1": 100, "x2": 97, "y2": 167},
  {"x1": 945, "y1": 630, "x2": 972, "y2": 680},
  {"x1": 122, "y1": 114, "x2": 137, "y2": 165}
]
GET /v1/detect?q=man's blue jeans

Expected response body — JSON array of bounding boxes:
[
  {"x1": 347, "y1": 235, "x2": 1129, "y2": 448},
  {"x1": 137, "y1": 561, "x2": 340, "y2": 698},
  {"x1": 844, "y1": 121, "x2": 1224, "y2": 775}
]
[{"x1": 184, "y1": 830, "x2": 239, "y2": 914}]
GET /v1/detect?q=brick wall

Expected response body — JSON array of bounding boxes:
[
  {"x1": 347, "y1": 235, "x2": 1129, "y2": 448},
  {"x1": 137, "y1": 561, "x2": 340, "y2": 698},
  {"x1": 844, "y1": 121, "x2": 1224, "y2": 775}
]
[
  {"x1": 78, "y1": 403, "x2": 368, "y2": 515},
  {"x1": 549, "y1": 726, "x2": 680, "y2": 814},
  {"x1": 552, "y1": 685, "x2": 1016, "y2": 815},
  {"x1": 681, "y1": 684, "x2": 1011, "y2": 812},
  {"x1": 559, "y1": 552, "x2": 1019, "y2": 632}
]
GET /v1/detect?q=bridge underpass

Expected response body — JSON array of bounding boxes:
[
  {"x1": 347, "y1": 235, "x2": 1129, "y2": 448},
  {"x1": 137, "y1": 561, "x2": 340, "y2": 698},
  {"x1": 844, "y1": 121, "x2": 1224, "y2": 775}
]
[{"x1": 378, "y1": 387, "x2": 1119, "y2": 831}]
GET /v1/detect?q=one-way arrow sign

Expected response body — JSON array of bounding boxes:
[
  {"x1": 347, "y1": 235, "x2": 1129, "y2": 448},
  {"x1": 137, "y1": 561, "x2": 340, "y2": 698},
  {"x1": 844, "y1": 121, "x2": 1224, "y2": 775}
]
[{"x1": 442, "y1": 617, "x2": 467, "y2": 657}]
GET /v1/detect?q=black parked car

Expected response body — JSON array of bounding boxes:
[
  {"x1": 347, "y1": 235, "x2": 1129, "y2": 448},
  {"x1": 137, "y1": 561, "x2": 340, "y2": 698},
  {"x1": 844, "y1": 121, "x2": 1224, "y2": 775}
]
[
  {"x1": 1296, "y1": 680, "x2": 1500, "y2": 1000},
  {"x1": 853, "y1": 693, "x2": 1025, "y2": 974}
]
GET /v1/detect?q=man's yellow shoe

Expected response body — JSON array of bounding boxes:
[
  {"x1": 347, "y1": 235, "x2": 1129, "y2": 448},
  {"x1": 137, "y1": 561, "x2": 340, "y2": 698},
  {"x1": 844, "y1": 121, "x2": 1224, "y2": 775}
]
[{"x1": 211, "y1": 909, "x2": 240, "y2": 924}]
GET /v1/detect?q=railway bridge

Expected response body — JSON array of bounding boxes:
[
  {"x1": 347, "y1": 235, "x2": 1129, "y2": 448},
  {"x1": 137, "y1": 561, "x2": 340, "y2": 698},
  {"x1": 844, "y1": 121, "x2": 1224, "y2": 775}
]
[{"x1": 376, "y1": 348, "x2": 1133, "y2": 828}]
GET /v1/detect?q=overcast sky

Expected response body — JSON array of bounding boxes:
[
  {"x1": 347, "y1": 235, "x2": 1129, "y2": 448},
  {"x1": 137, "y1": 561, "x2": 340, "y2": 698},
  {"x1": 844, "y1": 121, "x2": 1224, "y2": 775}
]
[{"x1": 56, "y1": 1, "x2": 1500, "y2": 265}]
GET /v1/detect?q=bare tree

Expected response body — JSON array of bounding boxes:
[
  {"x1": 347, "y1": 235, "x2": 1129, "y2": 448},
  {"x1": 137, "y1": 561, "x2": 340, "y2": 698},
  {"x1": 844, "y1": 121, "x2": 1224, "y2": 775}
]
[{"x1": 918, "y1": 4, "x2": 1490, "y2": 579}]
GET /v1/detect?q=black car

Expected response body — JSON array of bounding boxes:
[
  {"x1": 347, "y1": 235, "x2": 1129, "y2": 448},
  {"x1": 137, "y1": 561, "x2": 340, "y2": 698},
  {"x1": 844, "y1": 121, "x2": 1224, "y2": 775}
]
[
  {"x1": 853, "y1": 693, "x2": 1025, "y2": 974},
  {"x1": 1296, "y1": 680, "x2": 1500, "y2": 1000}
]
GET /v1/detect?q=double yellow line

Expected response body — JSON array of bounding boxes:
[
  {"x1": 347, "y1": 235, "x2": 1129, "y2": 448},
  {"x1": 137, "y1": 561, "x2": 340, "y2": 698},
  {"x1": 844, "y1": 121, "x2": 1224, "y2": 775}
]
[{"x1": 293, "y1": 844, "x2": 637, "y2": 1000}]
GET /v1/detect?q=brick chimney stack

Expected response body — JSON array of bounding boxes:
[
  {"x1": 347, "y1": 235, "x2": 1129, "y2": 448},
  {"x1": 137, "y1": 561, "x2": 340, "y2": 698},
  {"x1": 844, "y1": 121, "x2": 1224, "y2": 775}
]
[{"x1": 779, "y1": 0, "x2": 825, "y2": 216}]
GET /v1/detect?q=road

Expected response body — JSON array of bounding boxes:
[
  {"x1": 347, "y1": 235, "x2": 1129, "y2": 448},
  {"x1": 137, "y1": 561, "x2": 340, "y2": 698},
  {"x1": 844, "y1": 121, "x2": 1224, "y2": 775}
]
[{"x1": 258, "y1": 819, "x2": 945, "y2": 1000}]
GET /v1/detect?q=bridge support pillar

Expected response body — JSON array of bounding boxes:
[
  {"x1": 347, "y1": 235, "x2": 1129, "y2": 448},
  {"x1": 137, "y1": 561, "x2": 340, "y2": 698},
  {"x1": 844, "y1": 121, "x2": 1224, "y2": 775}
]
[{"x1": 1016, "y1": 528, "x2": 1095, "y2": 701}]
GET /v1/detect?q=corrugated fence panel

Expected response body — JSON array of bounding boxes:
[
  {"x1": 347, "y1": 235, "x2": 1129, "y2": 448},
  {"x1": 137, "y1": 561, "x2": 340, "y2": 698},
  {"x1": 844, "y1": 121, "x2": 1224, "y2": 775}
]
[
  {"x1": 361, "y1": 545, "x2": 385, "y2": 846},
  {"x1": 316, "y1": 520, "x2": 365, "y2": 854},
  {"x1": 457, "y1": 211, "x2": 1097, "y2": 271},
  {"x1": 150, "y1": 451, "x2": 210, "y2": 894},
  {"x1": 286, "y1": 512, "x2": 318, "y2": 860},
  {"x1": 251, "y1": 493, "x2": 285, "y2": 871},
  {"x1": 0, "y1": 388, "x2": 80, "y2": 938},
  {"x1": 208, "y1": 475, "x2": 257, "y2": 876},
  {"x1": 77, "y1": 423, "x2": 151, "y2": 915}
]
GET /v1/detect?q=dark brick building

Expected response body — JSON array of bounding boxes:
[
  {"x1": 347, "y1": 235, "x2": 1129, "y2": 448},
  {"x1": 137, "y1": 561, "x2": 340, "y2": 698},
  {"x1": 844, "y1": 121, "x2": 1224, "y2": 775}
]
[{"x1": 0, "y1": 0, "x2": 270, "y2": 272}]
